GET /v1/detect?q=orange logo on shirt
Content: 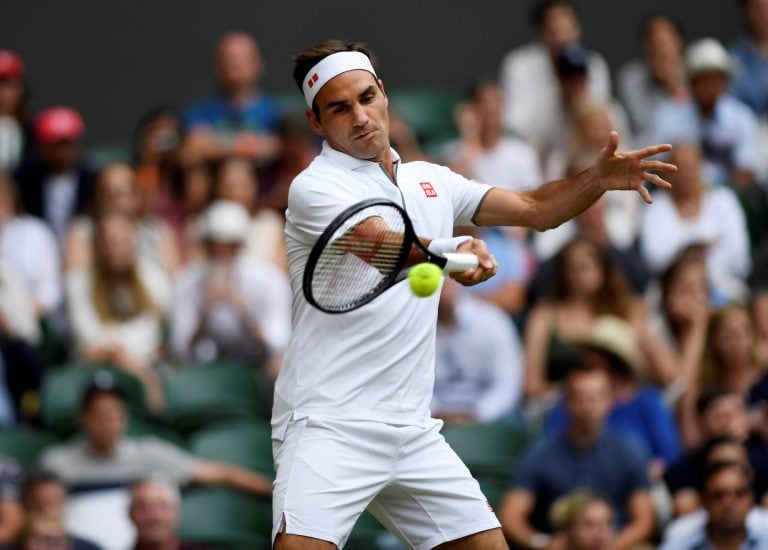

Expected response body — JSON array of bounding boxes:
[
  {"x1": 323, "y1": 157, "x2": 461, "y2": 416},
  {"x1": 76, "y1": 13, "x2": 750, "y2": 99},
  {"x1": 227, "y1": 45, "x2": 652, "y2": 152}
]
[{"x1": 419, "y1": 182, "x2": 437, "y2": 198}]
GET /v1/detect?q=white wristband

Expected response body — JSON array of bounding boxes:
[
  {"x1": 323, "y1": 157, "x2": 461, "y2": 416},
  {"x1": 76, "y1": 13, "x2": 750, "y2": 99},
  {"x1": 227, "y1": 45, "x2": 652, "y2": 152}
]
[{"x1": 427, "y1": 236, "x2": 472, "y2": 257}]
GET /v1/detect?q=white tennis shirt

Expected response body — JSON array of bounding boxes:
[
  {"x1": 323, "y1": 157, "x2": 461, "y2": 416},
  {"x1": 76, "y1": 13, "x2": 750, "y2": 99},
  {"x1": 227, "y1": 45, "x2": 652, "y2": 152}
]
[{"x1": 272, "y1": 142, "x2": 493, "y2": 439}]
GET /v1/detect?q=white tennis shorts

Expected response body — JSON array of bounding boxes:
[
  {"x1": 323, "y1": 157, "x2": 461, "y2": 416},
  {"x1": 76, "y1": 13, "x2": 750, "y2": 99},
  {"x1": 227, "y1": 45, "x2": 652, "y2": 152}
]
[{"x1": 271, "y1": 415, "x2": 500, "y2": 549}]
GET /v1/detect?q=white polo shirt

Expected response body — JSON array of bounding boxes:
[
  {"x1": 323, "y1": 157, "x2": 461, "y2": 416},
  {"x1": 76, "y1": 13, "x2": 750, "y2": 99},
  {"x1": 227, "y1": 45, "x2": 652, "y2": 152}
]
[{"x1": 273, "y1": 142, "x2": 493, "y2": 438}]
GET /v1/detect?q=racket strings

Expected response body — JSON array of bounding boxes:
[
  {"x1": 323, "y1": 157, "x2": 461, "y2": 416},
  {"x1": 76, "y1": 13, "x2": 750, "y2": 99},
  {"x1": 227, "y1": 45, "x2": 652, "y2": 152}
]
[{"x1": 310, "y1": 205, "x2": 407, "y2": 311}]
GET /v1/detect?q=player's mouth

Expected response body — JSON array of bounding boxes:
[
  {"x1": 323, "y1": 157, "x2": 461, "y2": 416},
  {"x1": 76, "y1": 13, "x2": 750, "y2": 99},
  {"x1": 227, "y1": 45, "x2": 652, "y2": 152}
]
[{"x1": 354, "y1": 129, "x2": 376, "y2": 141}]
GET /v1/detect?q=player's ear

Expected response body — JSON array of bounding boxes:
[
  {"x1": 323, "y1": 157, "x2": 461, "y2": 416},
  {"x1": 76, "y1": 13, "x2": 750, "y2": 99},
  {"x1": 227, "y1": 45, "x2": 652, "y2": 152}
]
[
  {"x1": 305, "y1": 107, "x2": 325, "y2": 137},
  {"x1": 377, "y1": 78, "x2": 388, "y2": 107}
]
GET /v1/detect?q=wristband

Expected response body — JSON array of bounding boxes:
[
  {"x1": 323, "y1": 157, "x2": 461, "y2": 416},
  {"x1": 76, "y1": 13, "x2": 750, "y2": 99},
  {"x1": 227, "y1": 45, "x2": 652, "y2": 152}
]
[{"x1": 427, "y1": 236, "x2": 472, "y2": 257}]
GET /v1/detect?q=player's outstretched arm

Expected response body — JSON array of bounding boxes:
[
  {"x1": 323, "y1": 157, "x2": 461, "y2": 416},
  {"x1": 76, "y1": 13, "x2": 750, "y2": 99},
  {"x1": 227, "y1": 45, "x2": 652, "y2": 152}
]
[{"x1": 473, "y1": 131, "x2": 676, "y2": 231}]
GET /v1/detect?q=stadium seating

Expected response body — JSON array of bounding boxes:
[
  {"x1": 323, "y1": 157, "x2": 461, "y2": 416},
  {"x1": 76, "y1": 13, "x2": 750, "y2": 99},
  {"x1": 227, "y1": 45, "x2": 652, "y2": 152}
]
[
  {"x1": 388, "y1": 89, "x2": 459, "y2": 146},
  {"x1": 163, "y1": 361, "x2": 272, "y2": 434},
  {"x1": 186, "y1": 419, "x2": 274, "y2": 478},
  {"x1": 39, "y1": 364, "x2": 147, "y2": 437},
  {"x1": 0, "y1": 428, "x2": 58, "y2": 469},
  {"x1": 179, "y1": 486, "x2": 272, "y2": 548}
]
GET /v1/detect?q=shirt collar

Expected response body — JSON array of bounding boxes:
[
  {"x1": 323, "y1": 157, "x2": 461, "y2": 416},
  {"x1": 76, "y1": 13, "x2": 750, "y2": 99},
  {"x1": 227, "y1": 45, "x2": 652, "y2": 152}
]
[{"x1": 320, "y1": 140, "x2": 401, "y2": 172}]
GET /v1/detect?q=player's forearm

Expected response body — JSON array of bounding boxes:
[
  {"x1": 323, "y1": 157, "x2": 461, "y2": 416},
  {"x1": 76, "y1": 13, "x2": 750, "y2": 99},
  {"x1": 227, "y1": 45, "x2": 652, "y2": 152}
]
[{"x1": 475, "y1": 169, "x2": 604, "y2": 231}]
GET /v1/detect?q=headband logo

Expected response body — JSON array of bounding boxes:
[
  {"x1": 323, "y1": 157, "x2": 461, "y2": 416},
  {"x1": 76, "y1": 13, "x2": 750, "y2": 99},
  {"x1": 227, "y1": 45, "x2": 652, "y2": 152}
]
[{"x1": 308, "y1": 73, "x2": 319, "y2": 89}]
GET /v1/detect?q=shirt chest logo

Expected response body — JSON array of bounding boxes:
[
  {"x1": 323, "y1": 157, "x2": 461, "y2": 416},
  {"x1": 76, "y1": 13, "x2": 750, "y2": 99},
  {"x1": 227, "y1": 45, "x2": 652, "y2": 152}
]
[{"x1": 419, "y1": 181, "x2": 438, "y2": 198}]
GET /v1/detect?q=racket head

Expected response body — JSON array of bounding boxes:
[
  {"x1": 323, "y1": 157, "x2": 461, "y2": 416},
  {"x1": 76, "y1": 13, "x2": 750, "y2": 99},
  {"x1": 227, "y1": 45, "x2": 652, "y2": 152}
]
[{"x1": 302, "y1": 198, "x2": 413, "y2": 313}]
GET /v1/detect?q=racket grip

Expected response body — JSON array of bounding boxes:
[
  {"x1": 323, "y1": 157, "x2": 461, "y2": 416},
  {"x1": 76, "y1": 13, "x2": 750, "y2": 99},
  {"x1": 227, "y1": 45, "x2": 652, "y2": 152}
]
[{"x1": 442, "y1": 253, "x2": 479, "y2": 273}]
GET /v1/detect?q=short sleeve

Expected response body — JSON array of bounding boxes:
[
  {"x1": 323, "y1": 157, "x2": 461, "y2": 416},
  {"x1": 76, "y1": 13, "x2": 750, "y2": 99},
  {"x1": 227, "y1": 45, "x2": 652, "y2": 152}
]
[
  {"x1": 140, "y1": 438, "x2": 198, "y2": 486},
  {"x1": 285, "y1": 173, "x2": 359, "y2": 243},
  {"x1": 433, "y1": 165, "x2": 493, "y2": 226}
]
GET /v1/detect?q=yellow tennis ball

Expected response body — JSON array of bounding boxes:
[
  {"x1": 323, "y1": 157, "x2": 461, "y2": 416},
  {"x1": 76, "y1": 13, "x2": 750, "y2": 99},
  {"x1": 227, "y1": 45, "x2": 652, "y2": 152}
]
[{"x1": 408, "y1": 262, "x2": 443, "y2": 297}]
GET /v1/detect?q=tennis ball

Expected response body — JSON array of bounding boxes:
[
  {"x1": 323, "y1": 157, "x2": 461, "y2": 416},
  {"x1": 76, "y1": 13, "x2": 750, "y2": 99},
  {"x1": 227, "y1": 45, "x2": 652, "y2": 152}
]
[{"x1": 408, "y1": 263, "x2": 443, "y2": 297}]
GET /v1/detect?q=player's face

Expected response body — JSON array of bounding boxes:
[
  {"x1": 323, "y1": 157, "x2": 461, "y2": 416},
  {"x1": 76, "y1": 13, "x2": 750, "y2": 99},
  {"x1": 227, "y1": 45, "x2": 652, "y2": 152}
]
[{"x1": 308, "y1": 70, "x2": 391, "y2": 163}]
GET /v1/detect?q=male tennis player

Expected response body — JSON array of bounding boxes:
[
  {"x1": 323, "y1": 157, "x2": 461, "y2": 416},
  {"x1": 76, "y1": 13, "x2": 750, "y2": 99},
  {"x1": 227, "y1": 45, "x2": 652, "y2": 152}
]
[{"x1": 272, "y1": 40, "x2": 676, "y2": 550}]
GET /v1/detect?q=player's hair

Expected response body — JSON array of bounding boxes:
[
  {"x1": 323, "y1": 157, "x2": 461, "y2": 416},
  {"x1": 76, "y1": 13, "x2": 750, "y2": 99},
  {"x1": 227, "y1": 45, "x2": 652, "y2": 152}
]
[
  {"x1": 530, "y1": 0, "x2": 577, "y2": 29},
  {"x1": 292, "y1": 40, "x2": 374, "y2": 116}
]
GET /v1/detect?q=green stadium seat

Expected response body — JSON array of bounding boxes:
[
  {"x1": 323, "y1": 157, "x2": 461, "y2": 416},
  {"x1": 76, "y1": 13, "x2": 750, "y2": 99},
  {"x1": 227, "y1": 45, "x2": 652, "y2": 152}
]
[
  {"x1": 187, "y1": 419, "x2": 274, "y2": 478},
  {"x1": 125, "y1": 418, "x2": 185, "y2": 447},
  {"x1": 347, "y1": 510, "x2": 394, "y2": 550},
  {"x1": 179, "y1": 486, "x2": 272, "y2": 548},
  {"x1": 0, "y1": 428, "x2": 58, "y2": 469},
  {"x1": 388, "y1": 89, "x2": 460, "y2": 146},
  {"x1": 441, "y1": 421, "x2": 531, "y2": 479},
  {"x1": 39, "y1": 365, "x2": 147, "y2": 438},
  {"x1": 275, "y1": 91, "x2": 308, "y2": 116},
  {"x1": 164, "y1": 362, "x2": 272, "y2": 434}
]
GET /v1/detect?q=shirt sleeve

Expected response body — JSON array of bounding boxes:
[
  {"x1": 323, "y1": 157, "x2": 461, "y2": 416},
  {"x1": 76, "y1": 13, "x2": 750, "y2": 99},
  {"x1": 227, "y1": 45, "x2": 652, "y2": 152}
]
[
  {"x1": 285, "y1": 173, "x2": 359, "y2": 242},
  {"x1": 142, "y1": 438, "x2": 198, "y2": 486},
  {"x1": 433, "y1": 165, "x2": 493, "y2": 226}
]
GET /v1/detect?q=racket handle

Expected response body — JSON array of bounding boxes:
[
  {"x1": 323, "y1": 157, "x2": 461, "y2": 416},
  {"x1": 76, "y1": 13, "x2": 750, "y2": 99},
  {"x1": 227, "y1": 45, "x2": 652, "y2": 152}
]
[{"x1": 442, "y1": 253, "x2": 479, "y2": 273}]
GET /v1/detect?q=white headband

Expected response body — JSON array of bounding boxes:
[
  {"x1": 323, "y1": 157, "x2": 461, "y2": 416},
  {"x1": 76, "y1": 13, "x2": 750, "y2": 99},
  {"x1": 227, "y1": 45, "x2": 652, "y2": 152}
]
[{"x1": 302, "y1": 51, "x2": 377, "y2": 107}]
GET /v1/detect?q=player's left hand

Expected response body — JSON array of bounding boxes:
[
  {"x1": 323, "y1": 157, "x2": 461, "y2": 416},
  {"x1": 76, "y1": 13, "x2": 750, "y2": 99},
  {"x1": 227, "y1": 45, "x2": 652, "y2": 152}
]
[
  {"x1": 450, "y1": 238, "x2": 496, "y2": 286},
  {"x1": 592, "y1": 131, "x2": 677, "y2": 204}
]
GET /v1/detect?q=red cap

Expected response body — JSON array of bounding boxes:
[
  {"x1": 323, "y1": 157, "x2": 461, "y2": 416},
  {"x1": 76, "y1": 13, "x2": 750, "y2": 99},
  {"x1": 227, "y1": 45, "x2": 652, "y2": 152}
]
[
  {"x1": 35, "y1": 107, "x2": 85, "y2": 145},
  {"x1": 0, "y1": 50, "x2": 24, "y2": 79}
]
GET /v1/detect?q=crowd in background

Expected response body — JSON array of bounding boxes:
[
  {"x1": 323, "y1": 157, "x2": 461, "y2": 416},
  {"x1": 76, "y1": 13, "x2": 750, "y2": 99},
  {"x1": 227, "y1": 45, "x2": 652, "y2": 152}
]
[{"x1": 1, "y1": 0, "x2": 768, "y2": 548}]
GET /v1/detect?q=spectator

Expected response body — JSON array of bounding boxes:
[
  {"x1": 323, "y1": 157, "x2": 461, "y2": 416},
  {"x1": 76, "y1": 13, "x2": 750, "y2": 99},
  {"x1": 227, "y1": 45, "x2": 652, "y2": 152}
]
[
  {"x1": 666, "y1": 389, "x2": 768, "y2": 515},
  {"x1": 207, "y1": 155, "x2": 286, "y2": 270},
  {"x1": 431, "y1": 278, "x2": 523, "y2": 424},
  {"x1": 499, "y1": 0, "x2": 611, "y2": 151},
  {"x1": 21, "y1": 470, "x2": 102, "y2": 549},
  {"x1": 730, "y1": 0, "x2": 768, "y2": 183},
  {"x1": 640, "y1": 142, "x2": 751, "y2": 302},
  {"x1": 0, "y1": 50, "x2": 32, "y2": 173},
  {"x1": 66, "y1": 213, "x2": 170, "y2": 413},
  {"x1": 17, "y1": 514, "x2": 101, "y2": 550},
  {"x1": 651, "y1": 38, "x2": 762, "y2": 188},
  {"x1": 544, "y1": 315, "x2": 682, "y2": 474},
  {"x1": 0, "y1": 457, "x2": 23, "y2": 546},
  {"x1": 181, "y1": 32, "x2": 281, "y2": 166},
  {"x1": 37, "y1": 372, "x2": 271, "y2": 549},
  {"x1": 617, "y1": 15, "x2": 688, "y2": 139},
  {"x1": 0, "y1": 172, "x2": 61, "y2": 317},
  {"x1": 548, "y1": 490, "x2": 616, "y2": 550},
  {"x1": 16, "y1": 107, "x2": 94, "y2": 242},
  {"x1": 499, "y1": 365, "x2": 654, "y2": 549},
  {"x1": 660, "y1": 461, "x2": 768, "y2": 549},
  {"x1": 128, "y1": 475, "x2": 204, "y2": 550},
  {"x1": 169, "y1": 201, "x2": 291, "y2": 374}
]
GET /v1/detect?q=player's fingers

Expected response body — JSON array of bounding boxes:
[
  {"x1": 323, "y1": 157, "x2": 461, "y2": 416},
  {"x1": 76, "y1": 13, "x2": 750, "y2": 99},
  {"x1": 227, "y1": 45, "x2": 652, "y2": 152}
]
[
  {"x1": 601, "y1": 131, "x2": 619, "y2": 156},
  {"x1": 640, "y1": 160, "x2": 677, "y2": 173},
  {"x1": 636, "y1": 184, "x2": 653, "y2": 204},
  {"x1": 644, "y1": 172, "x2": 672, "y2": 189},
  {"x1": 633, "y1": 143, "x2": 672, "y2": 159}
]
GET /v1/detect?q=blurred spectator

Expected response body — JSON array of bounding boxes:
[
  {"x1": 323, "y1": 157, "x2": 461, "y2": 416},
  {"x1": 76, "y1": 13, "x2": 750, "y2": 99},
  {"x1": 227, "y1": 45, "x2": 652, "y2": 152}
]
[
  {"x1": 431, "y1": 278, "x2": 523, "y2": 424},
  {"x1": 37, "y1": 372, "x2": 271, "y2": 549},
  {"x1": 207, "y1": 155, "x2": 286, "y2": 270},
  {"x1": 544, "y1": 315, "x2": 682, "y2": 475},
  {"x1": 66, "y1": 213, "x2": 170, "y2": 413},
  {"x1": 651, "y1": 38, "x2": 762, "y2": 188},
  {"x1": 523, "y1": 237, "x2": 669, "y2": 402},
  {"x1": 64, "y1": 163, "x2": 179, "y2": 276},
  {"x1": 617, "y1": 15, "x2": 688, "y2": 139},
  {"x1": 660, "y1": 461, "x2": 768, "y2": 549},
  {"x1": 500, "y1": 365, "x2": 654, "y2": 549},
  {"x1": 548, "y1": 490, "x2": 617, "y2": 550},
  {"x1": 128, "y1": 475, "x2": 204, "y2": 550},
  {"x1": 0, "y1": 50, "x2": 32, "y2": 173},
  {"x1": 169, "y1": 201, "x2": 291, "y2": 375},
  {"x1": 730, "y1": 0, "x2": 768, "y2": 182},
  {"x1": 22, "y1": 470, "x2": 102, "y2": 549},
  {"x1": 387, "y1": 109, "x2": 431, "y2": 163},
  {"x1": 0, "y1": 457, "x2": 23, "y2": 546},
  {"x1": 181, "y1": 32, "x2": 281, "y2": 166},
  {"x1": 17, "y1": 514, "x2": 102, "y2": 550},
  {"x1": 258, "y1": 114, "x2": 320, "y2": 214},
  {"x1": 640, "y1": 142, "x2": 751, "y2": 302},
  {"x1": 16, "y1": 107, "x2": 94, "y2": 242},
  {"x1": 0, "y1": 172, "x2": 61, "y2": 316},
  {"x1": 499, "y1": 0, "x2": 611, "y2": 151},
  {"x1": 445, "y1": 80, "x2": 542, "y2": 192}
]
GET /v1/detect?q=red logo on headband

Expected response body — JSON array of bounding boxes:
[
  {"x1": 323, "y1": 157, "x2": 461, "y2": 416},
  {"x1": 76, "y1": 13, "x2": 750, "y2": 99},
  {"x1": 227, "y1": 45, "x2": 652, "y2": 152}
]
[
  {"x1": 308, "y1": 73, "x2": 319, "y2": 88},
  {"x1": 419, "y1": 182, "x2": 437, "y2": 198}
]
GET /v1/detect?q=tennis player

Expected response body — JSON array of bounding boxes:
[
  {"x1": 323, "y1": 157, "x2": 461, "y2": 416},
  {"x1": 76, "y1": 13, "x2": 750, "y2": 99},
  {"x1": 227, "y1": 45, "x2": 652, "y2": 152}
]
[{"x1": 272, "y1": 40, "x2": 676, "y2": 550}]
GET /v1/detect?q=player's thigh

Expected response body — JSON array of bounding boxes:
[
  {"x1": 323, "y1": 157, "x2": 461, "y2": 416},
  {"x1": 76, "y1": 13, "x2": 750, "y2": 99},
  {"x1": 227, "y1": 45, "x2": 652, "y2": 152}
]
[
  {"x1": 370, "y1": 421, "x2": 501, "y2": 549},
  {"x1": 272, "y1": 416, "x2": 395, "y2": 547},
  {"x1": 273, "y1": 532, "x2": 337, "y2": 550},
  {"x1": 434, "y1": 527, "x2": 508, "y2": 549}
]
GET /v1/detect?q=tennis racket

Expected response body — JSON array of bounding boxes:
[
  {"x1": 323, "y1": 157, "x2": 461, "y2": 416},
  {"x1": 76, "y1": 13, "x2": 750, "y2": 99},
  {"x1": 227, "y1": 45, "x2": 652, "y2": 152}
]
[{"x1": 302, "y1": 198, "x2": 478, "y2": 314}]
